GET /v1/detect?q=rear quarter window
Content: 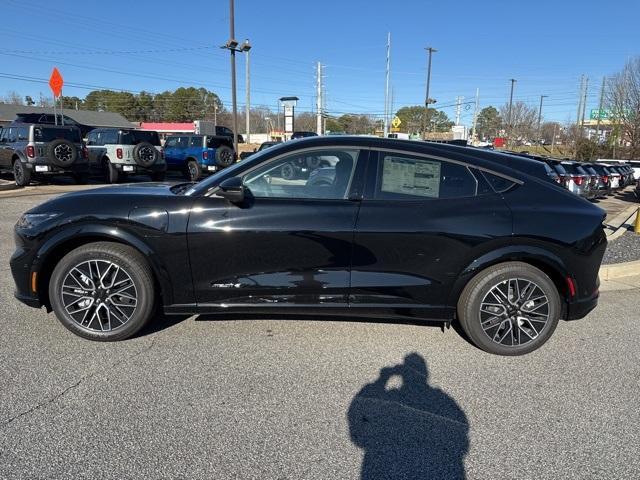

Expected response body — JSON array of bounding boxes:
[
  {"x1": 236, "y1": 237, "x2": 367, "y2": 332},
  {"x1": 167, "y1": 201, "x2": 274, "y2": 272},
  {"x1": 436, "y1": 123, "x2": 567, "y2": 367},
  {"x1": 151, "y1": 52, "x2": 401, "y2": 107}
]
[
  {"x1": 482, "y1": 171, "x2": 517, "y2": 193},
  {"x1": 33, "y1": 127, "x2": 81, "y2": 143}
]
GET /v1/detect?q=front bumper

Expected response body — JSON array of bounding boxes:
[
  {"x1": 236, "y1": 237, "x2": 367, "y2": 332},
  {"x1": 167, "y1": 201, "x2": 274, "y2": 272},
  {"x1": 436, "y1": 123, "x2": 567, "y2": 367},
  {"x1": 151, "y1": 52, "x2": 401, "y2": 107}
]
[{"x1": 10, "y1": 241, "x2": 42, "y2": 309}]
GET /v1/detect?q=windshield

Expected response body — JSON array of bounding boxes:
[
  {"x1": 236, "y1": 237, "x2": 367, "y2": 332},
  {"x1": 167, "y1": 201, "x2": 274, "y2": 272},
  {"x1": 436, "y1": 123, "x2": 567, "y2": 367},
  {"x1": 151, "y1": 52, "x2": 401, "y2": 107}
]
[
  {"x1": 33, "y1": 127, "x2": 81, "y2": 143},
  {"x1": 120, "y1": 130, "x2": 161, "y2": 146}
]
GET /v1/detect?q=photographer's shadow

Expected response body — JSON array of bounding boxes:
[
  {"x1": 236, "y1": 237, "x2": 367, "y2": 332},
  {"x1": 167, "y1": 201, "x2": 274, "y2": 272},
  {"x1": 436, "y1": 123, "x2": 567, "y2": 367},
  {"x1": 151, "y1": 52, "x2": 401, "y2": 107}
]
[{"x1": 348, "y1": 353, "x2": 469, "y2": 479}]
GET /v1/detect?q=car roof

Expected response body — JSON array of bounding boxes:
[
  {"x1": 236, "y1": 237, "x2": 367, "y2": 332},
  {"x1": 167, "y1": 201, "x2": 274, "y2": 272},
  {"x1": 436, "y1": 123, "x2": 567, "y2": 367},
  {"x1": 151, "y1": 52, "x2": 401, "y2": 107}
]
[
  {"x1": 7, "y1": 121, "x2": 79, "y2": 131},
  {"x1": 261, "y1": 136, "x2": 552, "y2": 180}
]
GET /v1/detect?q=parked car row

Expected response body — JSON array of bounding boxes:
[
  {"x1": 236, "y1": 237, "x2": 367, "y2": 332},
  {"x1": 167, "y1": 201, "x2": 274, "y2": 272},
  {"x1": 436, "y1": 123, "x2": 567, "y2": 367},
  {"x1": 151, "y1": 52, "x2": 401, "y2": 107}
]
[
  {"x1": 0, "y1": 117, "x2": 240, "y2": 186},
  {"x1": 506, "y1": 152, "x2": 635, "y2": 201}
]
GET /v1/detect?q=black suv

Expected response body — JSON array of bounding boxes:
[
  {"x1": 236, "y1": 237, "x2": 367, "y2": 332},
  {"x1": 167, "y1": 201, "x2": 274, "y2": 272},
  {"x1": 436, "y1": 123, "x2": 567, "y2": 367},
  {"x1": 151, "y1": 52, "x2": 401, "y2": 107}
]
[{"x1": 0, "y1": 122, "x2": 89, "y2": 186}]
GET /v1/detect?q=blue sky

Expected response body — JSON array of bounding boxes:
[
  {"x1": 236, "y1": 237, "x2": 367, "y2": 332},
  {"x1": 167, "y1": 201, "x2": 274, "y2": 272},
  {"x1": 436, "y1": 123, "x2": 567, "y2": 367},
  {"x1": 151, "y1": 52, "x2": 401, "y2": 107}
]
[{"x1": 1, "y1": 0, "x2": 638, "y2": 126}]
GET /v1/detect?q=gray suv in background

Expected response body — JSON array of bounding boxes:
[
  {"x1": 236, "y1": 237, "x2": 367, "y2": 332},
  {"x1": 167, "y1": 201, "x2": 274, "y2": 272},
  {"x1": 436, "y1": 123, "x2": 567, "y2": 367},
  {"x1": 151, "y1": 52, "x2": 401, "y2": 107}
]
[{"x1": 0, "y1": 122, "x2": 89, "y2": 186}]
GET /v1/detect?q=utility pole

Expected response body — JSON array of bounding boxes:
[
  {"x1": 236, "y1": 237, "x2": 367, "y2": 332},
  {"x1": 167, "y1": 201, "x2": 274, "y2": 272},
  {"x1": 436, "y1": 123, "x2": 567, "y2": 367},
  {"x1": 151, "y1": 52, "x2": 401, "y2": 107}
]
[
  {"x1": 423, "y1": 47, "x2": 437, "y2": 137},
  {"x1": 454, "y1": 96, "x2": 463, "y2": 126},
  {"x1": 228, "y1": 0, "x2": 238, "y2": 155},
  {"x1": 537, "y1": 94, "x2": 548, "y2": 144},
  {"x1": 507, "y1": 78, "x2": 516, "y2": 139},
  {"x1": 245, "y1": 44, "x2": 250, "y2": 143},
  {"x1": 383, "y1": 32, "x2": 391, "y2": 137},
  {"x1": 471, "y1": 88, "x2": 480, "y2": 145},
  {"x1": 576, "y1": 75, "x2": 585, "y2": 138},
  {"x1": 316, "y1": 62, "x2": 323, "y2": 135},
  {"x1": 596, "y1": 77, "x2": 606, "y2": 141},
  {"x1": 581, "y1": 77, "x2": 589, "y2": 129},
  {"x1": 214, "y1": 103, "x2": 218, "y2": 127}
]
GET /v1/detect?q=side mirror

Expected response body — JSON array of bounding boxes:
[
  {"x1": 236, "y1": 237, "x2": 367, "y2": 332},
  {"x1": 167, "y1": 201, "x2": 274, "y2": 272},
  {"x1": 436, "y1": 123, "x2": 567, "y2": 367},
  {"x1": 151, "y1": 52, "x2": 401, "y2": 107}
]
[{"x1": 217, "y1": 176, "x2": 245, "y2": 203}]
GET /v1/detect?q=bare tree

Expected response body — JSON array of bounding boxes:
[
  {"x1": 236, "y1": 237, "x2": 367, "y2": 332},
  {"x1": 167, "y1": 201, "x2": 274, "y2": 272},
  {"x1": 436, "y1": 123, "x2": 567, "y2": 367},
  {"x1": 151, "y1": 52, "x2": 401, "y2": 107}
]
[
  {"x1": 606, "y1": 56, "x2": 640, "y2": 156},
  {"x1": 499, "y1": 101, "x2": 537, "y2": 143},
  {"x1": 2, "y1": 91, "x2": 23, "y2": 105}
]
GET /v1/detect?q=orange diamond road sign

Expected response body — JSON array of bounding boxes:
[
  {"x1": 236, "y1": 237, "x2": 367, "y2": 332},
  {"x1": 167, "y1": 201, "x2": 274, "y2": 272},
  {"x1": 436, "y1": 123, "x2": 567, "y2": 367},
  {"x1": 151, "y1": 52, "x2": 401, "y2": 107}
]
[{"x1": 48, "y1": 67, "x2": 64, "y2": 97}]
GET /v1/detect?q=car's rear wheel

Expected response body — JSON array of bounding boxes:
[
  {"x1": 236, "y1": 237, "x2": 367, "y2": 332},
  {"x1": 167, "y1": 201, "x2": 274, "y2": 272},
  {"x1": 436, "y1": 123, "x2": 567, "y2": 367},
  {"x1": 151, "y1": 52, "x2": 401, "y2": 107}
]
[
  {"x1": 49, "y1": 242, "x2": 156, "y2": 341},
  {"x1": 13, "y1": 159, "x2": 31, "y2": 187},
  {"x1": 104, "y1": 158, "x2": 119, "y2": 184},
  {"x1": 457, "y1": 262, "x2": 560, "y2": 356},
  {"x1": 185, "y1": 159, "x2": 201, "y2": 181}
]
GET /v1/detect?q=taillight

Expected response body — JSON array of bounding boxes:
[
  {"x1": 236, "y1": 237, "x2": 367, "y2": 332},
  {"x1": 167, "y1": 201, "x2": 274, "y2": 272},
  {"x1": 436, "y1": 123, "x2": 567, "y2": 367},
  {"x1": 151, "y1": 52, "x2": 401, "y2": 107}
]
[
  {"x1": 26, "y1": 145, "x2": 35, "y2": 158},
  {"x1": 574, "y1": 175, "x2": 584, "y2": 186},
  {"x1": 202, "y1": 151, "x2": 208, "y2": 160},
  {"x1": 603, "y1": 175, "x2": 609, "y2": 183},
  {"x1": 82, "y1": 146, "x2": 88, "y2": 159},
  {"x1": 116, "y1": 148, "x2": 123, "y2": 159}
]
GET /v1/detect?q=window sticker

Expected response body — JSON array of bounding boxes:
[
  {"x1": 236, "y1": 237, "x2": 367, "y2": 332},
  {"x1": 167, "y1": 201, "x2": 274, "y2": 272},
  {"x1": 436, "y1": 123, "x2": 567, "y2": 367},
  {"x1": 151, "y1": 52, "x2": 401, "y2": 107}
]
[{"x1": 381, "y1": 156, "x2": 441, "y2": 198}]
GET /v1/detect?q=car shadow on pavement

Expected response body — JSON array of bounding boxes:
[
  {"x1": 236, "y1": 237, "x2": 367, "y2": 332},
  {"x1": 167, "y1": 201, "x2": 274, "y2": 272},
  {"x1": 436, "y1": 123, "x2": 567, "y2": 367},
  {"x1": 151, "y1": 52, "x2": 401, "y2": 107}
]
[
  {"x1": 135, "y1": 312, "x2": 192, "y2": 338},
  {"x1": 348, "y1": 353, "x2": 469, "y2": 480}
]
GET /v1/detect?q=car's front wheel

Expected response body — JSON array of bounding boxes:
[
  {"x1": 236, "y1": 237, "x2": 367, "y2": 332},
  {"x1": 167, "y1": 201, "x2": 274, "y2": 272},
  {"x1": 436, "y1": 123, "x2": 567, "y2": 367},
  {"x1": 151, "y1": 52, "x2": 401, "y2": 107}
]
[
  {"x1": 49, "y1": 242, "x2": 156, "y2": 341},
  {"x1": 457, "y1": 262, "x2": 560, "y2": 356}
]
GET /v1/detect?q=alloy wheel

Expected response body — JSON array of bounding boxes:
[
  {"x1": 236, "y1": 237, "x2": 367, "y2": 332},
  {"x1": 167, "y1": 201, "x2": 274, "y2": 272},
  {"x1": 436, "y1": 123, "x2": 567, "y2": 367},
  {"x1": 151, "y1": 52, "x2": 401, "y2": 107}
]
[
  {"x1": 54, "y1": 143, "x2": 73, "y2": 162},
  {"x1": 479, "y1": 278, "x2": 550, "y2": 347},
  {"x1": 61, "y1": 259, "x2": 138, "y2": 332},
  {"x1": 139, "y1": 146, "x2": 154, "y2": 162}
]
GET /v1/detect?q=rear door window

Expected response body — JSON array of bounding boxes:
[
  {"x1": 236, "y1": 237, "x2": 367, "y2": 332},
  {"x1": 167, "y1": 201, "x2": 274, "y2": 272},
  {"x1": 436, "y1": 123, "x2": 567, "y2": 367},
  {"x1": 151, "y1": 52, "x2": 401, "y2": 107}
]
[{"x1": 374, "y1": 153, "x2": 478, "y2": 200}]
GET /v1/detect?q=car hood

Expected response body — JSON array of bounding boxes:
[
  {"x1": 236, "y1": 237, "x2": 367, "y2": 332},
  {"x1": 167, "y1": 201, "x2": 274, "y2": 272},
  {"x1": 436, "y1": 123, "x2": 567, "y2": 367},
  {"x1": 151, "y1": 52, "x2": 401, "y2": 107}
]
[
  {"x1": 26, "y1": 183, "x2": 186, "y2": 216},
  {"x1": 60, "y1": 182, "x2": 179, "y2": 197}
]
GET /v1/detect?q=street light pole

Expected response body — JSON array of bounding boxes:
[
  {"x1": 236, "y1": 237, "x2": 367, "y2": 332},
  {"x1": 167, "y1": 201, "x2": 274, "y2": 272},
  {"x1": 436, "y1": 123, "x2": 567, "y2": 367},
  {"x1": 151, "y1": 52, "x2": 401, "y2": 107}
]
[{"x1": 423, "y1": 47, "x2": 436, "y2": 138}]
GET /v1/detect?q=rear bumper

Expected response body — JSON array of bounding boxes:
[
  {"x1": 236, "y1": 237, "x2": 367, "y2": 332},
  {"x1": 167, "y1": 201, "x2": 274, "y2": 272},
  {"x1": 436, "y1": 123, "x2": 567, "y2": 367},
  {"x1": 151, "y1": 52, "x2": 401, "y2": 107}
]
[
  {"x1": 26, "y1": 160, "x2": 90, "y2": 174},
  {"x1": 113, "y1": 162, "x2": 167, "y2": 174}
]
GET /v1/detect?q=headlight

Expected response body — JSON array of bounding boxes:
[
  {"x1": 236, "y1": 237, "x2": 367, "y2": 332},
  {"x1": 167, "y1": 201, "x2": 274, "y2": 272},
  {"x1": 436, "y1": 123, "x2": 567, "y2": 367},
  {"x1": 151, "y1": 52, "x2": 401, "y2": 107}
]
[{"x1": 16, "y1": 213, "x2": 60, "y2": 229}]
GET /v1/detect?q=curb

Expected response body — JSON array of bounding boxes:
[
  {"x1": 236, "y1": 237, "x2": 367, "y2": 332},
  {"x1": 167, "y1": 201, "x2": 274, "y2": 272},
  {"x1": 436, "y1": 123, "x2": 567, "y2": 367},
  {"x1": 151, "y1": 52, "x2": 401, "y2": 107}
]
[
  {"x1": 605, "y1": 204, "x2": 638, "y2": 240},
  {"x1": 0, "y1": 181, "x2": 20, "y2": 192},
  {"x1": 599, "y1": 259, "x2": 640, "y2": 280}
]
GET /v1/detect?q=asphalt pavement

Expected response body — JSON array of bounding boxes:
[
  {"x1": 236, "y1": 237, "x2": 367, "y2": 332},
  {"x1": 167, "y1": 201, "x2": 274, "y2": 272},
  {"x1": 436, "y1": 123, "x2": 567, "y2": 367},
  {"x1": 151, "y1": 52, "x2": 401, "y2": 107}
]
[{"x1": 1, "y1": 189, "x2": 639, "y2": 479}]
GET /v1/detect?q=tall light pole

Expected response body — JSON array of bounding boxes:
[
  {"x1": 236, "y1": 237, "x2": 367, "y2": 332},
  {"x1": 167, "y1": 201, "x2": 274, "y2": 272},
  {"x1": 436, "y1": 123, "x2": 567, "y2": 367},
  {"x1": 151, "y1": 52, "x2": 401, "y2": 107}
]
[
  {"x1": 221, "y1": 1, "x2": 250, "y2": 157},
  {"x1": 423, "y1": 47, "x2": 437, "y2": 138},
  {"x1": 537, "y1": 94, "x2": 548, "y2": 144},
  {"x1": 507, "y1": 78, "x2": 516, "y2": 142}
]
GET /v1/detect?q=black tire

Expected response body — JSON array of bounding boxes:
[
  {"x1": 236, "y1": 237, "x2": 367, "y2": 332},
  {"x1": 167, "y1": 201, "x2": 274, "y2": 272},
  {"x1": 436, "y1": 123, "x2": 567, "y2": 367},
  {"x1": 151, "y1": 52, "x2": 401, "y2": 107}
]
[
  {"x1": 281, "y1": 162, "x2": 296, "y2": 180},
  {"x1": 150, "y1": 171, "x2": 166, "y2": 182},
  {"x1": 133, "y1": 142, "x2": 158, "y2": 167},
  {"x1": 215, "y1": 145, "x2": 234, "y2": 167},
  {"x1": 104, "y1": 158, "x2": 119, "y2": 184},
  {"x1": 185, "y1": 159, "x2": 201, "y2": 181},
  {"x1": 47, "y1": 139, "x2": 78, "y2": 167},
  {"x1": 13, "y1": 159, "x2": 31, "y2": 187},
  {"x1": 457, "y1": 261, "x2": 561, "y2": 356},
  {"x1": 49, "y1": 242, "x2": 156, "y2": 341}
]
